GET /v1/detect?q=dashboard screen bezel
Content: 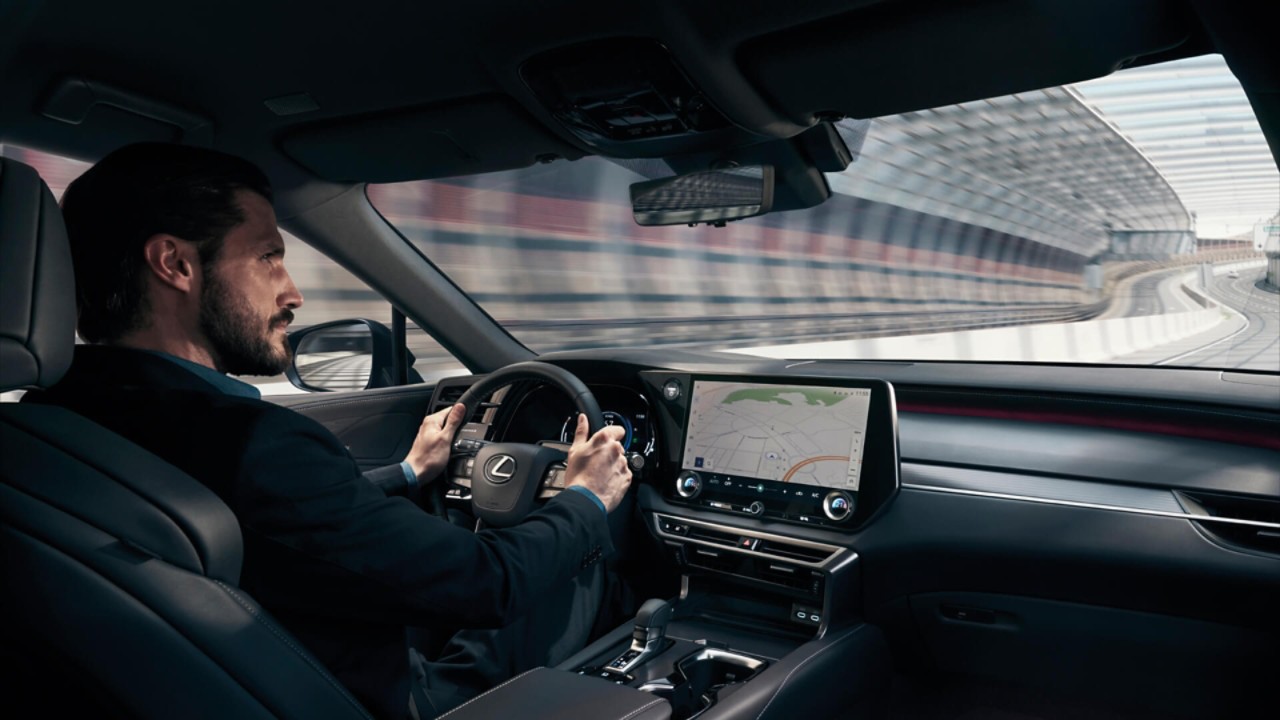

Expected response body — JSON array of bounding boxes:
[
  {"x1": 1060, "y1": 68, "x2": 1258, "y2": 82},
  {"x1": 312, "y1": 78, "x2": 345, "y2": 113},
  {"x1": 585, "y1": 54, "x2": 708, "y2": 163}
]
[{"x1": 673, "y1": 373, "x2": 900, "y2": 529}]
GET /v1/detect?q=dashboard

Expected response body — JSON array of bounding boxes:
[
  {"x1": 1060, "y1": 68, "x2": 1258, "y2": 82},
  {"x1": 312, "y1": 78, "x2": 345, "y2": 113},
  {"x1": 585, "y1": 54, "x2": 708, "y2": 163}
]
[
  {"x1": 326, "y1": 348, "x2": 1279, "y2": 717},
  {"x1": 430, "y1": 352, "x2": 1280, "y2": 623},
  {"x1": 490, "y1": 371, "x2": 902, "y2": 531}
]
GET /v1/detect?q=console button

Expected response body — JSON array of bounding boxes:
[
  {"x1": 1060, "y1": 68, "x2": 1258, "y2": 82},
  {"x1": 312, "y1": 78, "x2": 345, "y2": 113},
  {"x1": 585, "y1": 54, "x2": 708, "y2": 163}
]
[
  {"x1": 822, "y1": 490, "x2": 854, "y2": 522},
  {"x1": 746, "y1": 501, "x2": 764, "y2": 516},
  {"x1": 676, "y1": 471, "x2": 703, "y2": 499}
]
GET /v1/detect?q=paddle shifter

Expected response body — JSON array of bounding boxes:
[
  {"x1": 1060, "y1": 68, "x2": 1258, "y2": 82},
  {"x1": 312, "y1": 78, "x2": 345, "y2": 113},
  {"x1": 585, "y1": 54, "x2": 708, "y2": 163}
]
[{"x1": 602, "y1": 598, "x2": 674, "y2": 676}]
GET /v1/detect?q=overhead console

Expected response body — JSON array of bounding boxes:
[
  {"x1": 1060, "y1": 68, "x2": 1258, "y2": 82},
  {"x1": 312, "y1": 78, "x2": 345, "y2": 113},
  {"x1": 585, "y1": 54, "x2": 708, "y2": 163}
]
[
  {"x1": 642, "y1": 372, "x2": 900, "y2": 531},
  {"x1": 520, "y1": 38, "x2": 767, "y2": 158}
]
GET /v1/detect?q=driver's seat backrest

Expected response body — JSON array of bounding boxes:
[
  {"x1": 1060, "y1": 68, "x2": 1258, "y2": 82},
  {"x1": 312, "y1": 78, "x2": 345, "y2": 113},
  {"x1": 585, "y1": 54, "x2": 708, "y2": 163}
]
[{"x1": 0, "y1": 157, "x2": 373, "y2": 719}]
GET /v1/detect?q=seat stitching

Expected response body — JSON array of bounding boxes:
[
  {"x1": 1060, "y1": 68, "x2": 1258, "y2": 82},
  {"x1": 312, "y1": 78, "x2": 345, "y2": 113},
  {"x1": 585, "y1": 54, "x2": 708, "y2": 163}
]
[
  {"x1": 618, "y1": 697, "x2": 668, "y2": 720},
  {"x1": 755, "y1": 625, "x2": 867, "y2": 720},
  {"x1": 214, "y1": 580, "x2": 374, "y2": 719},
  {"x1": 435, "y1": 667, "x2": 542, "y2": 719}
]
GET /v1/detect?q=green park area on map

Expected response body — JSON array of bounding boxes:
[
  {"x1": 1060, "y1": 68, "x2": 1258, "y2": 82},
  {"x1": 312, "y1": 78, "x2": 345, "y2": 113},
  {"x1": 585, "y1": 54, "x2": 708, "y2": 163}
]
[{"x1": 723, "y1": 387, "x2": 849, "y2": 407}]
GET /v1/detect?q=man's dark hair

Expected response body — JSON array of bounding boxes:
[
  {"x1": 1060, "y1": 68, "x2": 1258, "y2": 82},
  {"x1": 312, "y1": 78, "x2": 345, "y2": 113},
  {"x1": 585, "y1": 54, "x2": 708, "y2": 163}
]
[{"x1": 60, "y1": 143, "x2": 273, "y2": 343}]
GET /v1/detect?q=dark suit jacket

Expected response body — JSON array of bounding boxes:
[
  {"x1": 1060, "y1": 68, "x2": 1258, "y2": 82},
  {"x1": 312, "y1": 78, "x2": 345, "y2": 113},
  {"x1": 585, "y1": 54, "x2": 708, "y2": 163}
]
[{"x1": 30, "y1": 345, "x2": 612, "y2": 719}]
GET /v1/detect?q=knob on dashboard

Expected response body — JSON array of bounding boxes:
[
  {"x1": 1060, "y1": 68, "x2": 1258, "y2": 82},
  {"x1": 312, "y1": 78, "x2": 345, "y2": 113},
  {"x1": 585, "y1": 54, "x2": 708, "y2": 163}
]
[
  {"x1": 675, "y1": 471, "x2": 703, "y2": 499},
  {"x1": 746, "y1": 501, "x2": 764, "y2": 516},
  {"x1": 822, "y1": 490, "x2": 854, "y2": 522}
]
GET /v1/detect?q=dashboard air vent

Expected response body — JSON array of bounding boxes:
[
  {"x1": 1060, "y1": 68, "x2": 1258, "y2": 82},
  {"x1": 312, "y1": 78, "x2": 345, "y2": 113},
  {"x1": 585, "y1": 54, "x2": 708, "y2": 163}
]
[
  {"x1": 430, "y1": 375, "x2": 502, "y2": 424},
  {"x1": 755, "y1": 540, "x2": 834, "y2": 564},
  {"x1": 686, "y1": 524, "x2": 740, "y2": 549},
  {"x1": 1175, "y1": 490, "x2": 1280, "y2": 556}
]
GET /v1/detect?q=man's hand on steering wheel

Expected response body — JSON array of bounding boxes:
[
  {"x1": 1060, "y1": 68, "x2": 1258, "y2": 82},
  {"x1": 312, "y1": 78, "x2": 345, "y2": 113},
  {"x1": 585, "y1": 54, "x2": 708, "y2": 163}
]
[
  {"x1": 564, "y1": 413, "x2": 632, "y2": 512},
  {"x1": 405, "y1": 402, "x2": 466, "y2": 483}
]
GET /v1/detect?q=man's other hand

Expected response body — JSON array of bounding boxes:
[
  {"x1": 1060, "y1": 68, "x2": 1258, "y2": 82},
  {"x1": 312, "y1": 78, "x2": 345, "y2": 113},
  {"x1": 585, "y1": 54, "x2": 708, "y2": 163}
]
[
  {"x1": 406, "y1": 402, "x2": 466, "y2": 482},
  {"x1": 564, "y1": 413, "x2": 632, "y2": 512}
]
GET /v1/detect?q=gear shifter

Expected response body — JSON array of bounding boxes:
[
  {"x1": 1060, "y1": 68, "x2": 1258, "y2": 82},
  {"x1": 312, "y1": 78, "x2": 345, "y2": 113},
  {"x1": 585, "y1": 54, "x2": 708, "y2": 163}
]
[{"x1": 602, "y1": 598, "x2": 674, "y2": 676}]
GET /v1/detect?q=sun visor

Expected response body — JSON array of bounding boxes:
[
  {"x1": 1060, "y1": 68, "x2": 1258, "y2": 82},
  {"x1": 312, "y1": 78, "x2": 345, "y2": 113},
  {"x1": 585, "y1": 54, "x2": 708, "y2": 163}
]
[
  {"x1": 280, "y1": 96, "x2": 586, "y2": 183},
  {"x1": 740, "y1": 0, "x2": 1194, "y2": 123}
]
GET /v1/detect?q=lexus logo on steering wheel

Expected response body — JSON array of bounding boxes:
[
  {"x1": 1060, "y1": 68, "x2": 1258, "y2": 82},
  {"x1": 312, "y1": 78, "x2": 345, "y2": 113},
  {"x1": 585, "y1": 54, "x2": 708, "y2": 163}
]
[{"x1": 484, "y1": 454, "x2": 517, "y2": 484}]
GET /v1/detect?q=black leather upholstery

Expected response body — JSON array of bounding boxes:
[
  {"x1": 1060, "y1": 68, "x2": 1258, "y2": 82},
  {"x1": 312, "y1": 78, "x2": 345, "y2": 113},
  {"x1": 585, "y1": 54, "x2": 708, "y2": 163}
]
[
  {"x1": 0, "y1": 158, "x2": 375, "y2": 718},
  {"x1": 558, "y1": 618, "x2": 891, "y2": 719},
  {"x1": 698, "y1": 624, "x2": 890, "y2": 720},
  {"x1": 0, "y1": 158, "x2": 75, "y2": 391}
]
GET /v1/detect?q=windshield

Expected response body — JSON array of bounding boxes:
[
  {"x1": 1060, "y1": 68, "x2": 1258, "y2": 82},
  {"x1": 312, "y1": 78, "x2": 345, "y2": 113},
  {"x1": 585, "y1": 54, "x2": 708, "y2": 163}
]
[{"x1": 370, "y1": 55, "x2": 1277, "y2": 375}]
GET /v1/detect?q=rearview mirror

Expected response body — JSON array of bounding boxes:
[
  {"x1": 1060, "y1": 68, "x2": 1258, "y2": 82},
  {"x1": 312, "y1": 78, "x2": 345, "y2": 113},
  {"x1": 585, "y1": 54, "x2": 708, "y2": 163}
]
[{"x1": 630, "y1": 166, "x2": 774, "y2": 227}]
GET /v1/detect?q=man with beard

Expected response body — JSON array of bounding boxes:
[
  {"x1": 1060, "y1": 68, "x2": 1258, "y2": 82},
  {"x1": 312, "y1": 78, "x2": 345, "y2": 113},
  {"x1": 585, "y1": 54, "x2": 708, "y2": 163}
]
[{"x1": 30, "y1": 143, "x2": 632, "y2": 719}]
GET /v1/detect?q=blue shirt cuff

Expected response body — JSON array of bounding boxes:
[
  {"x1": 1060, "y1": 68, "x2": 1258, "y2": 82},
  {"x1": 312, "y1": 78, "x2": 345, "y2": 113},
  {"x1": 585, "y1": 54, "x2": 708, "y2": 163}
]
[
  {"x1": 399, "y1": 461, "x2": 419, "y2": 492},
  {"x1": 565, "y1": 485, "x2": 608, "y2": 516}
]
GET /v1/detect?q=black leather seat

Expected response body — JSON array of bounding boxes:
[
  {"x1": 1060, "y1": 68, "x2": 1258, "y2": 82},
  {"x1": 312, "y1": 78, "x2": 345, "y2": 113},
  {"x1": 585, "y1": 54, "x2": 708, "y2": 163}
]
[{"x1": 0, "y1": 157, "x2": 374, "y2": 718}]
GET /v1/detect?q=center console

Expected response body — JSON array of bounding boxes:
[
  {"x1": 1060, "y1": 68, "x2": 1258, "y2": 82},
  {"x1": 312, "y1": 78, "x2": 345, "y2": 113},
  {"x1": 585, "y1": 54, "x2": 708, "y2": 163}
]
[
  {"x1": 559, "y1": 372, "x2": 900, "y2": 718},
  {"x1": 444, "y1": 371, "x2": 899, "y2": 720}
]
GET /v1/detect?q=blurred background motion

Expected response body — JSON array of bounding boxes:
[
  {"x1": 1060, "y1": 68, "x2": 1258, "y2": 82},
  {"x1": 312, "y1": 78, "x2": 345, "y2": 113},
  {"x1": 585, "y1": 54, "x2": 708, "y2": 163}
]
[{"x1": 6, "y1": 55, "x2": 1276, "y2": 393}]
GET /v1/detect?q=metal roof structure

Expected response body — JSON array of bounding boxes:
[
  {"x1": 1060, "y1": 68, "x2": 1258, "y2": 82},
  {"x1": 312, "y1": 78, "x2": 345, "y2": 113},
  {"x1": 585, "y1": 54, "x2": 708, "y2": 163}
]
[
  {"x1": 830, "y1": 81, "x2": 1192, "y2": 261},
  {"x1": 1071, "y1": 54, "x2": 1280, "y2": 240}
]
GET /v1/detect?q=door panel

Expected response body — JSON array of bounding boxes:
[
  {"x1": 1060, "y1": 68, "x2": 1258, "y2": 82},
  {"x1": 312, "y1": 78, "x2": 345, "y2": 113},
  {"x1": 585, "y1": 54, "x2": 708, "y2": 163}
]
[{"x1": 272, "y1": 385, "x2": 436, "y2": 471}]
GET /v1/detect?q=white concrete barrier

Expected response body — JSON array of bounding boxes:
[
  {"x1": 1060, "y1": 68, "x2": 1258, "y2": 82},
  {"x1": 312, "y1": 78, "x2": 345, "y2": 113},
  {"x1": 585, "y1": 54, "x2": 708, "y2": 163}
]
[{"x1": 732, "y1": 301, "x2": 1225, "y2": 364}]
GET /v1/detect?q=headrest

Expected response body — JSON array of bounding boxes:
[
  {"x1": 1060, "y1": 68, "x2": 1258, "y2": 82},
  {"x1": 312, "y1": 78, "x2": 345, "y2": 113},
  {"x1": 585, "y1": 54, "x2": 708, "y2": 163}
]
[{"x1": 0, "y1": 158, "x2": 76, "y2": 391}]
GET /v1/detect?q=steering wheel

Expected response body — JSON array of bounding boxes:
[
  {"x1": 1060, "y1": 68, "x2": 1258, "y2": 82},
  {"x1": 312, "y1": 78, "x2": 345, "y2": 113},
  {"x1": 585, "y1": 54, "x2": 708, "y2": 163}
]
[{"x1": 442, "y1": 361, "x2": 604, "y2": 527}]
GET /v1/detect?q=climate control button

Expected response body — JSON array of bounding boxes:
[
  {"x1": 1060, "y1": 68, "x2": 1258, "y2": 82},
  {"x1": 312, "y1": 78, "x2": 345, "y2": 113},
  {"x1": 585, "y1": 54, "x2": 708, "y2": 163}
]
[
  {"x1": 675, "y1": 471, "x2": 703, "y2": 499},
  {"x1": 822, "y1": 490, "x2": 854, "y2": 522}
]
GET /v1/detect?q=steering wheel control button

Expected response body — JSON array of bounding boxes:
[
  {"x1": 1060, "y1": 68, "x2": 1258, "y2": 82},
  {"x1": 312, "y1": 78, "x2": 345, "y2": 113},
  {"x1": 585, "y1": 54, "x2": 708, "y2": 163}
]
[
  {"x1": 675, "y1": 471, "x2": 703, "y2": 499},
  {"x1": 822, "y1": 490, "x2": 854, "y2": 522},
  {"x1": 662, "y1": 379, "x2": 682, "y2": 400},
  {"x1": 746, "y1": 501, "x2": 764, "y2": 516},
  {"x1": 483, "y1": 454, "x2": 517, "y2": 484}
]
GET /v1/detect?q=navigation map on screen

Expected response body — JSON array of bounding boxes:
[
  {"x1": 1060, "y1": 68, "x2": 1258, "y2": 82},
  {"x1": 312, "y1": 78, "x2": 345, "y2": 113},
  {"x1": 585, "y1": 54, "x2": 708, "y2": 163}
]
[{"x1": 681, "y1": 381, "x2": 872, "y2": 490}]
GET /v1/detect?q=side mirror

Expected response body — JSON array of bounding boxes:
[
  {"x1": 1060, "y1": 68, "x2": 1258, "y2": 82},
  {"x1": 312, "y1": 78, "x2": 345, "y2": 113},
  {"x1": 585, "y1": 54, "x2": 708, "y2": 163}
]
[
  {"x1": 630, "y1": 165, "x2": 774, "y2": 227},
  {"x1": 286, "y1": 319, "x2": 397, "y2": 392}
]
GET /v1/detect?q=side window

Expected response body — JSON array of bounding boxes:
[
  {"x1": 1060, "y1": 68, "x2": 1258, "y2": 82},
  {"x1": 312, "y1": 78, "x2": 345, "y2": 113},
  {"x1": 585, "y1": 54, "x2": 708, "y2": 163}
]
[
  {"x1": 253, "y1": 235, "x2": 466, "y2": 395},
  {"x1": 0, "y1": 143, "x2": 464, "y2": 399}
]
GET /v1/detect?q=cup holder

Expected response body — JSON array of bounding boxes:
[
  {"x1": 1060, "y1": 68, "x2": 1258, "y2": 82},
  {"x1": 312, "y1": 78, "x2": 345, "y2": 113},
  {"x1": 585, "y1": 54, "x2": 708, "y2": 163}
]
[{"x1": 638, "y1": 648, "x2": 767, "y2": 720}]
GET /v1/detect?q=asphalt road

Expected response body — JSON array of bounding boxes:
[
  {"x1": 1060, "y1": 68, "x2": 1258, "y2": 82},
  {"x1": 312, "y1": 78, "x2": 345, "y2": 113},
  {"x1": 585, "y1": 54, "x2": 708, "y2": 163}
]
[
  {"x1": 1159, "y1": 266, "x2": 1278, "y2": 372},
  {"x1": 1112, "y1": 264, "x2": 1278, "y2": 372}
]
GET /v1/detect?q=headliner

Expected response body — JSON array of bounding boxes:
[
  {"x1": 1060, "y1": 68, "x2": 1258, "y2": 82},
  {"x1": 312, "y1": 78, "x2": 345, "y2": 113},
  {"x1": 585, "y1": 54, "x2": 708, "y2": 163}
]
[{"x1": 1, "y1": 0, "x2": 1275, "y2": 218}]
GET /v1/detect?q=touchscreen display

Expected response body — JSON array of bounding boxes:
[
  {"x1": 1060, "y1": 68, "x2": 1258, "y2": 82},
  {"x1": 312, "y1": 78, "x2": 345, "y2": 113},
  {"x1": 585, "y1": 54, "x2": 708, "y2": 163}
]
[{"x1": 680, "y1": 380, "x2": 871, "y2": 491}]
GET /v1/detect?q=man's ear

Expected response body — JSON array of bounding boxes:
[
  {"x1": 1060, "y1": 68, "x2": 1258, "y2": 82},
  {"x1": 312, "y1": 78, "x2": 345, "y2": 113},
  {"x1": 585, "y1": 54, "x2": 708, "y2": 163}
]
[{"x1": 141, "y1": 234, "x2": 199, "y2": 294}]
